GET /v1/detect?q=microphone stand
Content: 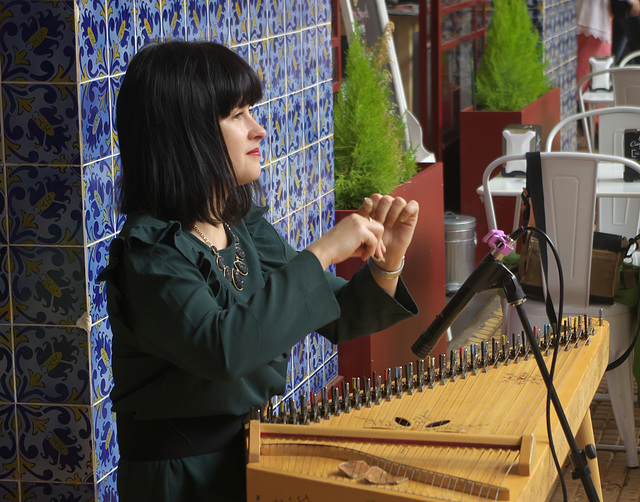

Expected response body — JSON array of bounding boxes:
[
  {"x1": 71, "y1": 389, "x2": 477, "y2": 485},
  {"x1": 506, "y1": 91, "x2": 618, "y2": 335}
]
[{"x1": 412, "y1": 230, "x2": 600, "y2": 502}]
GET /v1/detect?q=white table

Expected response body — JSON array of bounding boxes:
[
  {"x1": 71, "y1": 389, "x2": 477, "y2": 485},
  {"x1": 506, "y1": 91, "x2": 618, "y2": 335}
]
[{"x1": 476, "y1": 163, "x2": 640, "y2": 231}]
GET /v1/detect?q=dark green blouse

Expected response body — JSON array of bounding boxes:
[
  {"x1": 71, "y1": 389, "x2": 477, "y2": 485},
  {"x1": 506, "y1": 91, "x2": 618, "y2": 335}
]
[{"x1": 99, "y1": 205, "x2": 418, "y2": 421}]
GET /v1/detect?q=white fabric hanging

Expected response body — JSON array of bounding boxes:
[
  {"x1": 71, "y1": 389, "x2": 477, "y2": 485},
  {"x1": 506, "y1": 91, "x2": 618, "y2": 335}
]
[{"x1": 576, "y1": 0, "x2": 612, "y2": 42}]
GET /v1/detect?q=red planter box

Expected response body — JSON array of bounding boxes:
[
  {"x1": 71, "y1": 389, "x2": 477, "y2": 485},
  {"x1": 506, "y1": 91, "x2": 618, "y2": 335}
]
[
  {"x1": 335, "y1": 162, "x2": 447, "y2": 382},
  {"x1": 459, "y1": 88, "x2": 561, "y2": 264}
]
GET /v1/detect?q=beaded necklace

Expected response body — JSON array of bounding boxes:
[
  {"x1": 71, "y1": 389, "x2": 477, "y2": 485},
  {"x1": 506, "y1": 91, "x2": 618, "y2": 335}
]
[{"x1": 193, "y1": 223, "x2": 248, "y2": 291}]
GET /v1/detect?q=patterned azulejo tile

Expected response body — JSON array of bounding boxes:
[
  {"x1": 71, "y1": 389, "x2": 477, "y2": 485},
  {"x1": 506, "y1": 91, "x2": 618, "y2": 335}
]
[
  {"x1": 107, "y1": 0, "x2": 136, "y2": 75},
  {"x1": 319, "y1": 136, "x2": 334, "y2": 195},
  {"x1": 0, "y1": 328, "x2": 14, "y2": 403},
  {"x1": 269, "y1": 35, "x2": 285, "y2": 98},
  {"x1": 305, "y1": 199, "x2": 320, "y2": 248},
  {"x1": 96, "y1": 469, "x2": 118, "y2": 502},
  {"x1": 250, "y1": 0, "x2": 268, "y2": 40},
  {"x1": 136, "y1": 0, "x2": 162, "y2": 49},
  {"x1": 0, "y1": 403, "x2": 17, "y2": 481},
  {"x1": 287, "y1": 91, "x2": 303, "y2": 154},
  {"x1": 90, "y1": 318, "x2": 113, "y2": 403},
  {"x1": 88, "y1": 238, "x2": 111, "y2": 324},
  {"x1": 2, "y1": 83, "x2": 80, "y2": 165},
  {"x1": 270, "y1": 96, "x2": 287, "y2": 160},
  {"x1": 93, "y1": 396, "x2": 118, "y2": 480},
  {"x1": 163, "y1": 0, "x2": 186, "y2": 41},
  {"x1": 302, "y1": 27, "x2": 317, "y2": 87},
  {"x1": 272, "y1": 158, "x2": 288, "y2": 221},
  {"x1": 17, "y1": 403, "x2": 92, "y2": 483},
  {"x1": 10, "y1": 245, "x2": 86, "y2": 326},
  {"x1": 0, "y1": 248, "x2": 9, "y2": 324},
  {"x1": 269, "y1": 0, "x2": 285, "y2": 36},
  {"x1": 250, "y1": 40, "x2": 269, "y2": 102},
  {"x1": 14, "y1": 325, "x2": 90, "y2": 405},
  {"x1": 291, "y1": 336, "x2": 307, "y2": 388},
  {"x1": 186, "y1": 0, "x2": 208, "y2": 41},
  {"x1": 230, "y1": 0, "x2": 249, "y2": 45},
  {"x1": 6, "y1": 164, "x2": 83, "y2": 246},
  {"x1": 78, "y1": 0, "x2": 108, "y2": 81},
  {"x1": 20, "y1": 482, "x2": 95, "y2": 502},
  {"x1": 288, "y1": 207, "x2": 304, "y2": 250},
  {"x1": 288, "y1": 151, "x2": 304, "y2": 213},
  {"x1": 285, "y1": 0, "x2": 301, "y2": 32},
  {"x1": 210, "y1": 0, "x2": 230, "y2": 45},
  {"x1": 286, "y1": 32, "x2": 301, "y2": 93},
  {"x1": 304, "y1": 85, "x2": 319, "y2": 144},
  {"x1": 305, "y1": 142, "x2": 319, "y2": 203},
  {"x1": 84, "y1": 158, "x2": 115, "y2": 244},
  {"x1": 81, "y1": 78, "x2": 111, "y2": 163},
  {"x1": 0, "y1": 0, "x2": 76, "y2": 83}
]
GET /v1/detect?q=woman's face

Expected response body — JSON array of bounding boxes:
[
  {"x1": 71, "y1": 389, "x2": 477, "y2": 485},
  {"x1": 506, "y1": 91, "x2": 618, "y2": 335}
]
[{"x1": 219, "y1": 105, "x2": 266, "y2": 185}]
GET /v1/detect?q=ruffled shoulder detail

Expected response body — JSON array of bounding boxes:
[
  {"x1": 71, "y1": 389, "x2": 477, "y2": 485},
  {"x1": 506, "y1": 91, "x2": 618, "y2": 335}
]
[{"x1": 97, "y1": 212, "x2": 212, "y2": 281}]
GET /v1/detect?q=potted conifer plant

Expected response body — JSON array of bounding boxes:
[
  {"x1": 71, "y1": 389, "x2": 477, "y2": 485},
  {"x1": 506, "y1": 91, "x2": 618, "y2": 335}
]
[
  {"x1": 459, "y1": 0, "x2": 560, "y2": 264},
  {"x1": 333, "y1": 24, "x2": 417, "y2": 210},
  {"x1": 333, "y1": 24, "x2": 447, "y2": 379}
]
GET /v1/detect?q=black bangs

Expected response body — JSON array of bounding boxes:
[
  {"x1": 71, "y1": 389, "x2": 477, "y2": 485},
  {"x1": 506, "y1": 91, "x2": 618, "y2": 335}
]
[{"x1": 202, "y1": 43, "x2": 263, "y2": 118}]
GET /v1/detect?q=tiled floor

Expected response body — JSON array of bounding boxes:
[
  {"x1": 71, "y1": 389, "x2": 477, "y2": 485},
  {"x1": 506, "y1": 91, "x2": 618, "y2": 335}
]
[{"x1": 447, "y1": 289, "x2": 640, "y2": 502}]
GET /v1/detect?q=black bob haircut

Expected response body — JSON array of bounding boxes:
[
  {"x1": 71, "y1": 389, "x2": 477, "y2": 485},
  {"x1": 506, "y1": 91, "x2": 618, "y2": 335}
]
[{"x1": 116, "y1": 40, "x2": 263, "y2": 228}]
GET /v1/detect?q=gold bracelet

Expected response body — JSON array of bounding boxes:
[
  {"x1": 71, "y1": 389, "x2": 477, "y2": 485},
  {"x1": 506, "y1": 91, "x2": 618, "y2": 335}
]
[{"x1": 367, "y1": 256, "x2": 405, "y2": 280}]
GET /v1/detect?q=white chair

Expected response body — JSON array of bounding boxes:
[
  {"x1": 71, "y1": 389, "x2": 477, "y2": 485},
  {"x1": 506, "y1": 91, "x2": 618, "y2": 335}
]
[
  {"x1": 578, "y1": 67, "x2": 640, "y2": 147},
  {"x1": 619, "y1": 50, "x2": 640, "y2": 67},
  {"x1": 483, "y1": 151, "x2": 640, "y2": 468},
  {"x1": 545, "y1": 106, "x2": 640, "y2": 237}
]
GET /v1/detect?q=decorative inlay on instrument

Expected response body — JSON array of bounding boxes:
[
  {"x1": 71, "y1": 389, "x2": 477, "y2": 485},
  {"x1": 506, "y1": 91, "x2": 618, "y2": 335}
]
[{"x1": 247, "y1": 317, "x2": 609, "y2": 501}]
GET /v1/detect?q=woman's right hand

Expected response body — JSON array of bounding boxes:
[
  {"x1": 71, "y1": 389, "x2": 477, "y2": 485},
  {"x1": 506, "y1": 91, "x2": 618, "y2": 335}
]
[{"x1": 306, "y1": 212, "x2": 385, "y2": 271}]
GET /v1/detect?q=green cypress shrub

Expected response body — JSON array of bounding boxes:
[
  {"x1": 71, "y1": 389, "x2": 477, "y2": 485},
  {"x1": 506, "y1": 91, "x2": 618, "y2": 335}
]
[
  {"x1": 334, "y1": 24, "x2": 417, "y2": 210},
  {"x1": 475, "y1": 0, "x2": 552, "y2": 111}
]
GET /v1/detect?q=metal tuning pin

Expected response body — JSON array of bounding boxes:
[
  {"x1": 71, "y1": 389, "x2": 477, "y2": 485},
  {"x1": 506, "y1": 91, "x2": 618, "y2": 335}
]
[
  {"x1": 278, "y1": 401, "x2": 286, "y2": 424},
  {"x1": 287, "y1": 397, "x2": 296, "y2": 424},
  {"x1": 449, "y1": 350, "x2": 458, "y2": 382},
  {"x1": 416, "y1": 359, "x2": 425, "y2": 390},
  {"x1": 266, "y1": 402, "x2": 273, "y2": 423},
  {"x1": 543, "y1": 324, "x2": 550, "y2": 354},
  {"x1": 301, "y1": 392, "x2": 309, "y2": 424},
  {"x1": 427, "y1": 357, "x2": 436, "y2": 387},
  {"x1": 312, "y1": 395, "x2": 320, "y2": 422},
  {"x1": 332, "y1": 387, "x2": 340, "y2": 416},
  {"x1": 491, "y1": 337, "x2": 500, "y2": 367},
  {"x1": 352, "y1": 377, "x2": 361, "y2": 410},
  {"x1": 406, "y1": 362, "x2": 414, "y2": 393},
  {"x1": 321, "y1": 387, "x2": 331, "y2": 420},
  {"x1": 364, "y1": 377, "x2": 372, "y2": 407},
  {"x1": 375, "y1": 374, "x2": 383, "y2": 404},
  {"x1": 385, "y1": 368, "x2": 393, "y2": 400},
  {"x1": 342, "y1": 381, "x2": 351, "y2": 414},
  {"x1": 460, "y1": 347, "x2": 468, "y2": 378},
  {"x1": 503, "y1": 338, "x2": 511, "y2": 365},
  {"x1": 480, "y1": 341, "x2": 489, "y2": 371},
  {"x1": 599, "y1": 308, "x2": 603, "y2": 326},
  {"x1": 470, "y1": 344, "x2": 479, "y2": 375},
  {"x1": 395, "y1": 366, "x2": 403, "y2": 398},
  {"x1": 439, "y1": 354, "x2": 448, "y2": 384}
]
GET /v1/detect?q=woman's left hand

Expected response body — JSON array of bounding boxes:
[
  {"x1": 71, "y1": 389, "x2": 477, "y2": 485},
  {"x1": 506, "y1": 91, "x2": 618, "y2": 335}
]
[{"x1": 357, "y1": 194, "x2": 419, "y2": 272}]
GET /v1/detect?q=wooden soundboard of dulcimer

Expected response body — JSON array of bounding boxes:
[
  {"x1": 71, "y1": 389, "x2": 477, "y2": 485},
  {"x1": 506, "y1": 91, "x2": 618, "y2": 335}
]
[{"x1": 246, "y1": 316, "x2": 609, "y2": 502}]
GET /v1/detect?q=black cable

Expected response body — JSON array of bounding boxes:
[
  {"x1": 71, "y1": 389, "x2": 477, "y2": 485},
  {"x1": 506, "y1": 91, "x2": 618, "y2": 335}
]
[{"x1": 522, "y1": 226, "x2": 568, "y2": 502}]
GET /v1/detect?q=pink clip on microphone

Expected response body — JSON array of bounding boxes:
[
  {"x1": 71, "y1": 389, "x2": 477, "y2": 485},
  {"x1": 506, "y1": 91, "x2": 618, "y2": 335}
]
[{"x1": 483, "y1": 229, "x2": 515, "y2": 257}]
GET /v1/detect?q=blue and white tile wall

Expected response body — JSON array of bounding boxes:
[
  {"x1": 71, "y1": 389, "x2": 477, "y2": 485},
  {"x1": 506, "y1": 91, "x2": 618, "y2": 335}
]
[
  {"x1": 0, "y1": 0, "x2": 334, "y2": 500},
  {"x1": 537, "y1": 0, "x2": 578, "y2": 151}
]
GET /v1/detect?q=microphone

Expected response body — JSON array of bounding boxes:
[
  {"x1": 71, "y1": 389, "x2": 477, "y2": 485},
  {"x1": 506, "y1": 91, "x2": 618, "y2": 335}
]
[{"x1": 411, "y1": 230, "x2": 522, "y2": 359}]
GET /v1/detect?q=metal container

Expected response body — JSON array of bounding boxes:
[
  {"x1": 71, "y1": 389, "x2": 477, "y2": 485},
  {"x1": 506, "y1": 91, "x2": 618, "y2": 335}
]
[{"x1": 444, "y1": 212, "x2": 476, "y2": 295}]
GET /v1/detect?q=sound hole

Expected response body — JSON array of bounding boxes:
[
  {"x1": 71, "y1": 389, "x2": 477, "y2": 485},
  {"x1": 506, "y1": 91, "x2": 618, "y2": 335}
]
[
  {"x1": 395, "y1": 416, "x2": 411, "y2": 427},
  {"x1": 425, "y1": 419, "x2": 450, "y2": 428}
]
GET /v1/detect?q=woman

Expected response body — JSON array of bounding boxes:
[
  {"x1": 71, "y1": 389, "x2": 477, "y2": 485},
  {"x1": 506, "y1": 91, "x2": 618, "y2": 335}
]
[{"x1": 99, "y1": 40, "x2": 420, "y2": 501}]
